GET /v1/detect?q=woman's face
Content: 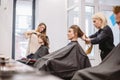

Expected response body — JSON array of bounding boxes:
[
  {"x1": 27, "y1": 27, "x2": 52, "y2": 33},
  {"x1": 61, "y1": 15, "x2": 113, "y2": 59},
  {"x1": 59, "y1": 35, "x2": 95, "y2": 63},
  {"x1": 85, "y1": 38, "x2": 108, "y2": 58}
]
[
  {"x1": 93, "y1": 18, "x2": 102, "y2": 29},
  {"x1": 38, "y1": 38, "x2": 44, "y2": 46},
  {"x1": 38, "y1": 25, "x2": 46, "y2": 32},
  {"x1": 67, "y1": 28, "x2": 76, "y2": 40}
]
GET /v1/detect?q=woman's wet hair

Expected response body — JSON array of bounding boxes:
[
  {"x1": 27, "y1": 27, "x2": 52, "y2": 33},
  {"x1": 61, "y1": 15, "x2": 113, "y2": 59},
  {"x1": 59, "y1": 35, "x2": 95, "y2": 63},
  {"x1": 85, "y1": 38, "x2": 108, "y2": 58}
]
[{"x1": 70, "y1": 25, "x2": 84, "y2": 38}]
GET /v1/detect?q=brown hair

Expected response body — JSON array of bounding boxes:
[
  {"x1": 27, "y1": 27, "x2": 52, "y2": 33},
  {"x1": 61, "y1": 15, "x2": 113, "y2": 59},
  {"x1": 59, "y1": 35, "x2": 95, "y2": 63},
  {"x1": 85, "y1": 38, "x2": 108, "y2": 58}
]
[
  {"x1": 113, "y1": 6, "x2": 120, "y2": 14},
  {"x1": 38, "y1": 34, "x2": 49, "y2": 48},
  {"x1": 36, "y1": 23, "x2": 47, "y2": 36},
  {"x1": 70, "y1": 25, "x2": 84, "y2": 38}
]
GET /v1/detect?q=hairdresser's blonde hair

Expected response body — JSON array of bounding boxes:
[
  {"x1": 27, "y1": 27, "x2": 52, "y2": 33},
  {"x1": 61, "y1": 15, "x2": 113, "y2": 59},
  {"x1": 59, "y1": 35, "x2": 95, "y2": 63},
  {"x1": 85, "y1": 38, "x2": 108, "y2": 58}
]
[{"x1": 92, "y1": 12, "x2": 107, "y2": 28}]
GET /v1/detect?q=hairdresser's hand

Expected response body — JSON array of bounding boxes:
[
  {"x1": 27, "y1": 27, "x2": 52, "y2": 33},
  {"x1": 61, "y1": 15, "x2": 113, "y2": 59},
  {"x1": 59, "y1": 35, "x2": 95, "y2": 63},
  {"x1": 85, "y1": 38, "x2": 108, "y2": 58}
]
[
  {"x1": 81, "y1": 34, "x2": 86, "y2": 41},
  {"x1": 34, "y1": 32, "x2": 40, "y2": 36},
  {"x1": 85, "y1": 38, "x2": 91, "y2": 44},
  {"x1": 27, "y1": 30, "x2": 36, "y2": 35}
]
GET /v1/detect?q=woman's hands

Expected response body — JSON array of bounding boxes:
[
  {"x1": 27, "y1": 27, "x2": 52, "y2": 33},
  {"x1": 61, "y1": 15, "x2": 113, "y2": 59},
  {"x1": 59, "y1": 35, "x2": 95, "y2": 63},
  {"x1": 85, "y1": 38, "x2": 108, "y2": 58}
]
[
  {"x1": 24, "y1": 30, "x2": 41, "y2": 38},
  {"x1": 85, "y1": 38, "x2": 91, "y2": 44},
  {"x1": 81, "y1": 34, "x2": 92, "y2": 54},
  {"x1": 81, "y1": 34, "x2": 91, "y2": 44}
]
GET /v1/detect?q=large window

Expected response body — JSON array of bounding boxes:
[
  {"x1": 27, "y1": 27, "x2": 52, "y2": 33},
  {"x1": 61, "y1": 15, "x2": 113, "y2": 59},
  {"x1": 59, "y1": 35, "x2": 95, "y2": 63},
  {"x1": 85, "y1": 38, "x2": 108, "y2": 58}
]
[
  {"x1": 13, "y1": 0, "x2": 35, "y2": 60},
  {"x1": 85, "y1": 6, "x2": 95, "y2": 56},
  {"x1": 67, "y1": 7, "x2": 80, "y2": 27},
  {"x1": 67, "y1": 0, "x2": 79, "y2": 8},
  {"x1": 67, "y1": 0, "x2": 80, "y2": 27}
]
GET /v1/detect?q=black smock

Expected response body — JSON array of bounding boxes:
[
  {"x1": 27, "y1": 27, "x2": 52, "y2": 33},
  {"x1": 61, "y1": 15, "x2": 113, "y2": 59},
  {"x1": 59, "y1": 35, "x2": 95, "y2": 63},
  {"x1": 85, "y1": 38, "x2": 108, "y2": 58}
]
[
  {"x1": 72, "y1": 43, "x2": 120, "y2": 80},
  {"x1": 33, "y1": 45, "x2": 49, "y2": 60},
  {"x1": 34, "y1": 41, "x2": 91, "y2": 79},
  {"x1": 27, "y1": 45, "x2": 49, "y2": 60},
  {"x1": 89, "y1": 25, "x2": 115, "y2": 60}
]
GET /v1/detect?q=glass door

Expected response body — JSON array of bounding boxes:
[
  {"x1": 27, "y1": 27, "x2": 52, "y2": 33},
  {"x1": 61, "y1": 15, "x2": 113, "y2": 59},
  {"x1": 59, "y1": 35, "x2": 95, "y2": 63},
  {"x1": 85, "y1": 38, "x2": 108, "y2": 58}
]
[
  {"x1": 13, "y1": 0, "x2": 35, "y2": 60},
  {"x1": 85, "y1": 6, "x2": 95, "y2": 57}
]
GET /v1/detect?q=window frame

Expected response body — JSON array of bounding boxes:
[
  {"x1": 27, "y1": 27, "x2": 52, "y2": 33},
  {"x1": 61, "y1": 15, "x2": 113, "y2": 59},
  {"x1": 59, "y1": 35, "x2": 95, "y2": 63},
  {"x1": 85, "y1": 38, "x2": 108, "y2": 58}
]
[{"x1": 12, "y1": 0, "x2": 36, "y2": 59}]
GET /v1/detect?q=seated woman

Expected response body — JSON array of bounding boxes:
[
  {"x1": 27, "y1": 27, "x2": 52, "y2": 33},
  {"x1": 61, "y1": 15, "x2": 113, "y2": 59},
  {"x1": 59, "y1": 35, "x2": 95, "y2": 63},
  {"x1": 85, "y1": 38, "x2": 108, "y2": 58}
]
[
  {"x1": 19, "y1": 34, "x2": 49, "y2": 65},
  {"x1": 34, "y1": 25, "x2": 91, "y2": 79}
]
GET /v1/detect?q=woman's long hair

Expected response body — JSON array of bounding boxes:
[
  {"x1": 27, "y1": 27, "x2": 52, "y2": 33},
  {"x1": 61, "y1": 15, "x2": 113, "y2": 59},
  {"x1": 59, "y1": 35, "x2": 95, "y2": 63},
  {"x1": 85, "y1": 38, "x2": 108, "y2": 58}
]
[{"x1": 70, "y1": 25, "x2": 84, "y2": 38}]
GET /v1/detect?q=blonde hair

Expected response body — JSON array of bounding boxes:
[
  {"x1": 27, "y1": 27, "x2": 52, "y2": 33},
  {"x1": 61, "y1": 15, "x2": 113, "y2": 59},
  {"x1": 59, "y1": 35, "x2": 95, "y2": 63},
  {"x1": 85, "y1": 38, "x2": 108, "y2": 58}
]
[{"x1": 92, "y1": 12, "x2": 107, "y2": 28}]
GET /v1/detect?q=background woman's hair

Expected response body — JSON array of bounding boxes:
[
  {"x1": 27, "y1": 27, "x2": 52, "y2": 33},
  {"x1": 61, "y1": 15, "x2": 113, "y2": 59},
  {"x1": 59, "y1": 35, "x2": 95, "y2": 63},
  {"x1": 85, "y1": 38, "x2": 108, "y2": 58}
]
[
  {"x1": 113, "y1": 6, "x2": 120, "y2": 14},
  {"x1": 70, "y1": 25, "x2": 84, "y2": 37},
  {"x1": 36, "y1": 23, "x2": 47, "y2": 35},
  {"x1": 38, "y1": 34, "x2": 49, "y2": 48}
]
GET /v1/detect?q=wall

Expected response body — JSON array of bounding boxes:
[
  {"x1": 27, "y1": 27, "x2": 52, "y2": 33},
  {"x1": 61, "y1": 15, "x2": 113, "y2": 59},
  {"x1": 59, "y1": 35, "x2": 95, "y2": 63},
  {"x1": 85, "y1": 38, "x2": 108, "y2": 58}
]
[
  {"x1": 0, "y1": 0, "x2": 13, "y2": 58},
  {"x1": 35, "y1": 0, "x2": 68, "y2": 52}
]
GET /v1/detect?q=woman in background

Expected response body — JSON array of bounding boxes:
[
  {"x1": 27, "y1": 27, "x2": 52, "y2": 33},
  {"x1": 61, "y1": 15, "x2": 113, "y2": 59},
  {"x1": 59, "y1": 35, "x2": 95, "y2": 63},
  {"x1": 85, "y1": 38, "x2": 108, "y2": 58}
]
[
  {"x1": 85, "y1": 12, "x2": 115, "y2": 60},
  {"x1": 24, "y1": 23, "x2": 49, "y2": 57}
]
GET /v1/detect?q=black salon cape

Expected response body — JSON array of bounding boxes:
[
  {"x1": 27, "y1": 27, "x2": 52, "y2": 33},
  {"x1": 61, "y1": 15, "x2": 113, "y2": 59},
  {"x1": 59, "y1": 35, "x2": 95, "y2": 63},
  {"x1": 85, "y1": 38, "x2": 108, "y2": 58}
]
[
  {"x1": 34, "y1": 41, "x2": 91, "y2": 79},
  {"x1": 33, "y1": 45, "x2": 49, "y2": 60},
  {"x1": 72, "y1": 43, "x2": 120, "y2": 80}
]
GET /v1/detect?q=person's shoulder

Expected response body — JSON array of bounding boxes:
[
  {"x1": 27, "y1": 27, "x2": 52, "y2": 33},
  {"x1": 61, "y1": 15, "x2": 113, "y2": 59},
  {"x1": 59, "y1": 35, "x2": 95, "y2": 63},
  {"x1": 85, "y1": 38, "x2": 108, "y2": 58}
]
[
  {"x1": 104, "y1": 25, "x2": 111, "y2": 29},
  {"x1": 103, "y1": 25, "x2": 112, "y2": 31},
  {"x1": 41, "y1": 45, "x2": 49, "y2": 49},
  {"x1": 68, "y1": 41, "x2": 78, "y2": 45}
]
